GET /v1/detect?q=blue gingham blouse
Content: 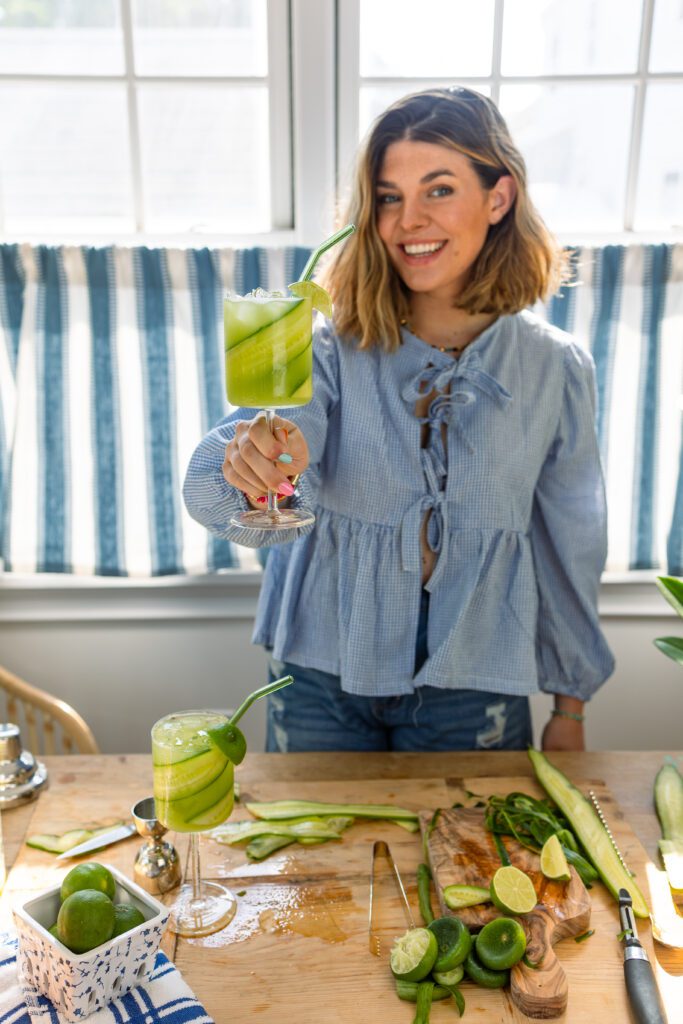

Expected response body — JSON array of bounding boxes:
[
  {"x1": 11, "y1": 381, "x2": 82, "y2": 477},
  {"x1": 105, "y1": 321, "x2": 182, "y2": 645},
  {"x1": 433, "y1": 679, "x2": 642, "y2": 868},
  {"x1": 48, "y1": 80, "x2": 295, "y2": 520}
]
[{"x1": 184, "y1": 310, "x2": 614, "y2": 700}]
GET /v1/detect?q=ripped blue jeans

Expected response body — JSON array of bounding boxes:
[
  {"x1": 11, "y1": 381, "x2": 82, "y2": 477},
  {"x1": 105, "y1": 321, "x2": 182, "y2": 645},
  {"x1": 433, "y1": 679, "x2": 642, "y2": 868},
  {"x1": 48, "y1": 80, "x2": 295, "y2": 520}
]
[{"x1": 265, "y1": 590, "x2": 532, "y2": 753}]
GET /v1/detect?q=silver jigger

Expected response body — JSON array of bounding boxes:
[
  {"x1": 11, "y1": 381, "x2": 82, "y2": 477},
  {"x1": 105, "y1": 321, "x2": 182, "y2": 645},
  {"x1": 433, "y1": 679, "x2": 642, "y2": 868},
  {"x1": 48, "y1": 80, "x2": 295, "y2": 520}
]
[{"x1": 131, "y1": 796, "x2": 181, "y2": 896}]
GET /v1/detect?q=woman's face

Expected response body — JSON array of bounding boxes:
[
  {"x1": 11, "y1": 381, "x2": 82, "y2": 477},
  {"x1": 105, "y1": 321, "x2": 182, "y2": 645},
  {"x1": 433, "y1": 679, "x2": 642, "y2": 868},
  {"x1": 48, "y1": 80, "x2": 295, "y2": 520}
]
[{"x1": 375, "y1": 139, "x2": 513, "y2": 303}]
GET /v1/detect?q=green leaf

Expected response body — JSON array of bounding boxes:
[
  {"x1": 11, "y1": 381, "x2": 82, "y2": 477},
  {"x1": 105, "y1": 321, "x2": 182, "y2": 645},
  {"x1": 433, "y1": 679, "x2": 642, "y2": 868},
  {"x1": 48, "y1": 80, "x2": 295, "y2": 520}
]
[
  {"x1": 654, "y1": 637, "x2": 683, "y2": 666},
  {"x1": 656, "y1": 576, "x2": 683, "y2": 619}
]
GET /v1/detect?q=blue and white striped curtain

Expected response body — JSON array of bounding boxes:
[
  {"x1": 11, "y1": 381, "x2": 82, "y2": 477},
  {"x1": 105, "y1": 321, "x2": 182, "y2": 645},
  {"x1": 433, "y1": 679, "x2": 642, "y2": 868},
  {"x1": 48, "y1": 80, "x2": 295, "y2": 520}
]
[{"x1": 0, "y1": 242, "x2": 681, "y2": 577}]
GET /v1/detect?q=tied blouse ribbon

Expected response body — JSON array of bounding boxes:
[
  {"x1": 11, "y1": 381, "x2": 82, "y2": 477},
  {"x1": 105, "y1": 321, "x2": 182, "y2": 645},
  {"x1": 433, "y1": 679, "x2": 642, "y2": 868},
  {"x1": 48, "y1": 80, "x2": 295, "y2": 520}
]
[{"x1": 399, "y1": 353, "x2": 512, "y2": 589}]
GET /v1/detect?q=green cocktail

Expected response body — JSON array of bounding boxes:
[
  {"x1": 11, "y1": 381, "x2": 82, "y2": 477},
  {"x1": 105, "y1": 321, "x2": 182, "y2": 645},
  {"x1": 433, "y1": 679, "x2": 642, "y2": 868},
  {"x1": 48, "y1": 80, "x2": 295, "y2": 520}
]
[
  {"x1": 224, "y1": 292, "x2": 313, "y2": 408},
  {"x1": 150, "y1": 679, "x2": 293, "y2": 938},
  {"x1": 224, "y1": 290, "x2": 316, "y2": 530},
  {"x1": 152, "y1": 710, "x2": 236, "y2": 937},
  {"x1": 152, "y1": 711, "x2": 234, "y2": 833}
]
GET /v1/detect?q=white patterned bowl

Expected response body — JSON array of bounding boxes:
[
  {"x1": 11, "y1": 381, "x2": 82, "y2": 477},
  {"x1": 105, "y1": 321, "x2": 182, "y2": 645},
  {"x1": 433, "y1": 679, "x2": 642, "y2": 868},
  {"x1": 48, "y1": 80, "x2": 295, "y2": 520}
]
[{"x1": 12, "y1": 864, "x2": 169, "y2": 1021}]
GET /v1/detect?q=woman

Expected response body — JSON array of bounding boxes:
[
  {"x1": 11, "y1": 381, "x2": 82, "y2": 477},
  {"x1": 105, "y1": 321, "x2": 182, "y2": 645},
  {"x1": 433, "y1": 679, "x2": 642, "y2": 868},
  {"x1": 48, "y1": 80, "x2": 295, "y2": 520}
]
[{"x1": 184, "y1": 88, "x2": 614, "y2": 754}]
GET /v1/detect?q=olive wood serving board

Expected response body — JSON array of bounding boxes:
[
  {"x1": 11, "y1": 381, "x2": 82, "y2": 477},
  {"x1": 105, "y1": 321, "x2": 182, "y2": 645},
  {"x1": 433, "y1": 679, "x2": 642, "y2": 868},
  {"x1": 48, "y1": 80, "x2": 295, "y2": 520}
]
[{"x1": 420, "y1": 806, "x2": 591, "y2": 1019}]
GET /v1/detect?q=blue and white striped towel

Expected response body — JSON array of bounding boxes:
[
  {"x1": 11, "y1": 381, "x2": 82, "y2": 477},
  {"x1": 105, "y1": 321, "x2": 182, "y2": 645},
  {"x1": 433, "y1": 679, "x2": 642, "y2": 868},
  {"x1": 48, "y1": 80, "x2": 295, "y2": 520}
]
[{"x1": 0, "y1": 936, "x2": 214, "y2": 1024}]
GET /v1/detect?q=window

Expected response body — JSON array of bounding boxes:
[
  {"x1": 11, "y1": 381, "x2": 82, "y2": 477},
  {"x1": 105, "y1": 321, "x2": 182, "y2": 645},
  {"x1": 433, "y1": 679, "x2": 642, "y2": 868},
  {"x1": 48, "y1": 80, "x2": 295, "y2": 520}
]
[
  {"x1": 0, "y1": 0, "x2": 291, "y2": 238},
  {"x1": 338, "y1": 0, "x2": 683, "y2": 236}
]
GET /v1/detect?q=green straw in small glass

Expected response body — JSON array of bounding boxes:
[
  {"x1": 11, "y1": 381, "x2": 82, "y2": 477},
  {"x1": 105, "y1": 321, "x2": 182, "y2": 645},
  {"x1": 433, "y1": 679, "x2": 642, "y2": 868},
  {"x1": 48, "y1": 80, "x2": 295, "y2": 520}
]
[
  {"x1": 229, "y1": 675, "x2": 294, "y2": 726},
  {"x1": 298, "y1": 223, "x2": 356, "y2": 282}
]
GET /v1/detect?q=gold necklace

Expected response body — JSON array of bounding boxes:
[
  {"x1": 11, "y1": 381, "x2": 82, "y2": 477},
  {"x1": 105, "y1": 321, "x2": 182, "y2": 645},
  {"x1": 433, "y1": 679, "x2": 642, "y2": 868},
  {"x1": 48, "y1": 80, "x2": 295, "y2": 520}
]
[{"x1": 400, "y1": 318, "x2": 466, "y2": 353}]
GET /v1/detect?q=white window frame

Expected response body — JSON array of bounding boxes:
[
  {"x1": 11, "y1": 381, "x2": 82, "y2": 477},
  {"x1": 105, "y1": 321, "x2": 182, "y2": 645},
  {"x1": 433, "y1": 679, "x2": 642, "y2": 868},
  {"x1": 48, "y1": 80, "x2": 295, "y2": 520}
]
[
  {"x1": 0, "y1": 0, "x2": 330, "y2": 248},
  {"x1": 337, "y1": 0, "x2": 683, "y2": 244}
]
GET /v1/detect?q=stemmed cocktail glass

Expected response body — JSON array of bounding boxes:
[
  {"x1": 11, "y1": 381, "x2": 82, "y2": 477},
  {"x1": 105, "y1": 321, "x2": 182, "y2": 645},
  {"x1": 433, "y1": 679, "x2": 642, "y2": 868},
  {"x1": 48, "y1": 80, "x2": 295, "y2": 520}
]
[
  {"x1": 224, "y1": 225, "x2": 355, "y2": 531},
  {"x1": 152, "y1": 677, "x2": 293, "y2": 937}
]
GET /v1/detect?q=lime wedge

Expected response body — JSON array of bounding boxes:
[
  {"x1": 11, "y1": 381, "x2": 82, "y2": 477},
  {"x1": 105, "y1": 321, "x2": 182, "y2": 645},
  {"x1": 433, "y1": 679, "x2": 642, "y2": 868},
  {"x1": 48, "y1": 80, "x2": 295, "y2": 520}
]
[
  {"x1": 207, "y1": 722, "x2": 247, "y2": 766},
  {"x1": 288, "y1": 280, "x2": 333, "y2": 318},
  {"x1": 540, "y1": 834, "x2": 571, "y2": 881},
  {"x1": 490, "y1": 865, "x2": 537, "y2": 915},
  {"x1": 389, "y1": 927, "x2": 438, "y2": 982}
]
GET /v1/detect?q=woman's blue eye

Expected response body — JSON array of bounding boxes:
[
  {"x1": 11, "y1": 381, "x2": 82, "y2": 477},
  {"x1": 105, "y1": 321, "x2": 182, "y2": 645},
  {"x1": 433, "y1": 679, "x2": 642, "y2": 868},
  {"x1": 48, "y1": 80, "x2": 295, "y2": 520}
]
[
  {"x1": 430, "y1": 185, "x2": 453, "y2": 197},
  {"x1": 376, "y1": 193, "x2": 399, "y2": 205}
]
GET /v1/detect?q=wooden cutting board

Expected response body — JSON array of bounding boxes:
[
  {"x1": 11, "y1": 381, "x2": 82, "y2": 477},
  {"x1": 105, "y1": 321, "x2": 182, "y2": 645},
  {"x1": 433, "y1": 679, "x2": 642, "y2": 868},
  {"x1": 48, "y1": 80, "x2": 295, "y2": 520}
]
[{"x1": 420, "y1": 806, "x2": 591, "y2": 1018}]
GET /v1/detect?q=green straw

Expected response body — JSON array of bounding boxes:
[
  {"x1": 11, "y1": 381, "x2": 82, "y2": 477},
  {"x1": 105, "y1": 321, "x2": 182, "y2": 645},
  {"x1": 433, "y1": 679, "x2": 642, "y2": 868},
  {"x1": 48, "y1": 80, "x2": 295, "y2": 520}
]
[
  {"x1": 299, "y1": 223, "x2": 356, "y2": 282},
  {"x1": 229, "y1": 675, "x2": 293, "y2": 726}
]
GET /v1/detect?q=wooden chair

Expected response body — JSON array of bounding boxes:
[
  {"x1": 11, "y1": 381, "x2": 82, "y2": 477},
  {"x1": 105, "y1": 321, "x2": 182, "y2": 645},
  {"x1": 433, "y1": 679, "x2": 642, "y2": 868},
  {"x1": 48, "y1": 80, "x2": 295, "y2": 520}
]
[{"x1": 0, "y1": 664, "x2": 99, "y2": 755}]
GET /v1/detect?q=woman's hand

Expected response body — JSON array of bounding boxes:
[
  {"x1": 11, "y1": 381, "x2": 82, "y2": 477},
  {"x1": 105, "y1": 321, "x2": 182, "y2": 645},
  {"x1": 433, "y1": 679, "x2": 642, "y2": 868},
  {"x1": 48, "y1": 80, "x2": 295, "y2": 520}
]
[
  {"x1": 541, "y1": 714, "x2": 585, "y2": 752},
  {"x1": 222, "y1": 414, "x2": 310, "y2": 499}
]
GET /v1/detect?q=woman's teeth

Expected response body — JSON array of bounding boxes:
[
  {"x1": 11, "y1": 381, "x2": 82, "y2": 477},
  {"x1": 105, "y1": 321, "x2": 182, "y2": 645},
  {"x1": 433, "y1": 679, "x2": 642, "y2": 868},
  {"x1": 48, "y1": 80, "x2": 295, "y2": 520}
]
[{"x1": 402, "y1": 241, "x2": 446, "y2": 256}]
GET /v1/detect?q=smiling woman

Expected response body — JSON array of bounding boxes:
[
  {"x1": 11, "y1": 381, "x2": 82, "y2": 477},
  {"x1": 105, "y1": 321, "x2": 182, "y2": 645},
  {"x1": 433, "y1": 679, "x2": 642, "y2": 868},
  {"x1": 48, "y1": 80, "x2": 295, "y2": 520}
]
[{"x1": 184, "y1": 87, "x2": 613, "y2": 756}]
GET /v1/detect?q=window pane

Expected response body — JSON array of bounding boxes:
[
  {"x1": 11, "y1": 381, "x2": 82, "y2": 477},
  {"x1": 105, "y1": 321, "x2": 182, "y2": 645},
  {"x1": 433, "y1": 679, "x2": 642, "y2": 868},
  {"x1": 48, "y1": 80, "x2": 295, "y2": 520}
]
[
  {"x1": 138, "y1": 85, "x2": 270, "y2": 232},
  {"x1": 499, "y1": 84, "x2": 633, "y2": 232},
  {"x1": 0, "y1": 82, "x2": 133, "y2": 232},
  {"x1": 634, "y1": 84, "x2": 683, "y2": 230},
  {"x1": 0, "y1": 0, "x2": 123, "y2": 74},
  {"x1": 502, "y1": 0, "x2": 641, "y2": 75},
  {"x1": 360, "y1": 0, "x2": 493, "y2": 77},
  {"x1": 650, "y1": 0, "x2": 683, "y2": 72},
  {"x1": 359, "y1": 83, "x2": 491, "y2": 141},
  {"x1": 133, "y1": 0, "x2": 267, "y2": 77}
]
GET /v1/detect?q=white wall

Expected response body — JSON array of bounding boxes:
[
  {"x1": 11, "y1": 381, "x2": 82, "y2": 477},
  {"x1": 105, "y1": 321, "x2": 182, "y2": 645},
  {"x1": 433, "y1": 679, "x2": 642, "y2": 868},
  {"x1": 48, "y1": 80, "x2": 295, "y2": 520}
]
[{"x1": 0, "y1": 574, "x2": 680, "y2": 754}]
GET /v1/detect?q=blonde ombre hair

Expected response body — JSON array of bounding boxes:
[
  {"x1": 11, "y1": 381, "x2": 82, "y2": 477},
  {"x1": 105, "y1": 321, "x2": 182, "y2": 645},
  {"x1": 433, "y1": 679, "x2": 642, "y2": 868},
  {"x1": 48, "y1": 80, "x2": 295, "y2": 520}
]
[{"x1": 321, "y1": 88, "x2": 569, "y2": 351}]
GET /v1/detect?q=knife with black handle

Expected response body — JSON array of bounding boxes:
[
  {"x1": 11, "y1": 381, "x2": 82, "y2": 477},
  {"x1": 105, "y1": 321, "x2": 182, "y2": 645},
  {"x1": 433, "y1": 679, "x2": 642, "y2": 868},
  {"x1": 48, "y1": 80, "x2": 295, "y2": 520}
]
[{"x1": 619, "y1": 888, "x2": 668, "y2": 1024}]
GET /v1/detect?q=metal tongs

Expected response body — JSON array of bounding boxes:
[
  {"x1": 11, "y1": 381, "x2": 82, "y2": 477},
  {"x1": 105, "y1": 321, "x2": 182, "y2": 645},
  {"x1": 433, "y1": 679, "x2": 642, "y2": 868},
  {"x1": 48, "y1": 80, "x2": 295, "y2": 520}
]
[{"x1": 368, "y1": 840, "x2": 415, "y2": 957}]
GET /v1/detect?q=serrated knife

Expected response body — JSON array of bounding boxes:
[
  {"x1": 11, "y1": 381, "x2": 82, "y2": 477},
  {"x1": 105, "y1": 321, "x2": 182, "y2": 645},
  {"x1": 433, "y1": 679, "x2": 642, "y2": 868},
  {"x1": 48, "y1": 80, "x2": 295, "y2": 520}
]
[
  {"x1": 55, "y1": 823, "x2": 136, "y2": 860},
  {"x1": 589, "y1": 791, "x2": 668, "y2": 1024}
]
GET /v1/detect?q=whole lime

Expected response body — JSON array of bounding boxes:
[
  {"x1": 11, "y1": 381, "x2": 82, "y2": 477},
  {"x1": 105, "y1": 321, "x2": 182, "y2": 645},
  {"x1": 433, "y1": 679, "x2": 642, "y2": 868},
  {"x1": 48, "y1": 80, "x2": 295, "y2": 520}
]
[
  {"x1": 475, "y1": 916, "x2": 527, "y2": 971},
  {"x1": 57, "y1": 890, "x2": 116, "y2": 953},
  {"x1": 112, "y1": 904, "x2": 146, "y2": 937},
  {"x1": 61, "y1": 862, "x2": 116, "y2": 903}
]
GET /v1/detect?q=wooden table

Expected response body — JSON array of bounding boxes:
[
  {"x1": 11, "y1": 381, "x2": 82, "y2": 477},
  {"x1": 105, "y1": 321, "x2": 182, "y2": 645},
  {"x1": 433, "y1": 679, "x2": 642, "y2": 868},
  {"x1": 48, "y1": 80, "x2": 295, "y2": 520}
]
[{"x1": 1, "y1": 752, "x2": 682, "y2": 1022}]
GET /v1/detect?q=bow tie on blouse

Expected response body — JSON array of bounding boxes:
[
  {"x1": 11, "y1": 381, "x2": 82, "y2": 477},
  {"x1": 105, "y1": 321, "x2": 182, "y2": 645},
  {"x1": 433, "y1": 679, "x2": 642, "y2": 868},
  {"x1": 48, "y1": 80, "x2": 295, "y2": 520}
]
[
  {"x1": 400, "y1": 352, "x2": 512, "y2": 452},
  {"x1": 399, "y1": 353, "x2": 512, "y2": 589}
]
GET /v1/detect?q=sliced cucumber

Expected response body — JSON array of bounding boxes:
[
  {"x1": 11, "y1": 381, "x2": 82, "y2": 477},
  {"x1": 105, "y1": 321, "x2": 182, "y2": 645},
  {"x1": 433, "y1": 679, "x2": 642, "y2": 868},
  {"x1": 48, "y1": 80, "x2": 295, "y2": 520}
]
[
  {"x1": 244, "y1": 799, "x2": 418, "y2": 823},
  {"x1": 443, "y1": 884, "x2": 491, "y2": 910},
  {"x1": 655, "y1": 762, "x2": 683, "y2": 889},
  {"x1": 26, "y1": 822, "x2": 125, "y2": 854},
  {"x1": 655, "y1": 762, "x2": 683, "y2": 843},
  {"x1": 528, "y1": 748, "x2": 649, "y2": 918}
]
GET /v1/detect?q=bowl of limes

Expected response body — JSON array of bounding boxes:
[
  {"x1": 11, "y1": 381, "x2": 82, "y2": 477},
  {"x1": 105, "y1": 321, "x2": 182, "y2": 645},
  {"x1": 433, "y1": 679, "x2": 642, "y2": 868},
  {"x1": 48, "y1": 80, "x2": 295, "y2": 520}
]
[{"x1": 13, "y1": 862, "x2": 169, "y2": 1021}]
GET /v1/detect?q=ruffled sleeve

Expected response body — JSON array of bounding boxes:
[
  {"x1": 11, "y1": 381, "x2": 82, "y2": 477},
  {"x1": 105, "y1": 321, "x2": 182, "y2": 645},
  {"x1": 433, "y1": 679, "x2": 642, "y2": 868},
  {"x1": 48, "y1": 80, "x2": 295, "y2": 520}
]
[
  {"x1": 182, "y1": 320, "x2": 340, "y2": 548},
  {"x1": 530, "y1": 342, "x2": 615, "y2": 699}
]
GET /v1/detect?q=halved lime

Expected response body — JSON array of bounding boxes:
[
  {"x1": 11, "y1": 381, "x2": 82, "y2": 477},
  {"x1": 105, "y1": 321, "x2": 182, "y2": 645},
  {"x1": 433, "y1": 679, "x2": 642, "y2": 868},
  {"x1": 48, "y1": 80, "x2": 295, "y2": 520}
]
[
  {"x1": 540, "y1": 834, "x2": 571, "y2": 881},
  {"x1": 207, "y1": 722, "x2": 247, "y2": 765},
  {"x1": 288, "y1": 280, "x2": 333, "y2": 319},
  {"x1": 427, "y1": 916, "x2": 472, "y2": 971},
  {"x1": 490, "y1": 865, "x2": 537, "y2": 915},
  {"x1": 389, "y1": 927, "x2": 438, "y2": 982},
  {"x1": 463, "y1": 949, "x2": 509, "y2": 989}
]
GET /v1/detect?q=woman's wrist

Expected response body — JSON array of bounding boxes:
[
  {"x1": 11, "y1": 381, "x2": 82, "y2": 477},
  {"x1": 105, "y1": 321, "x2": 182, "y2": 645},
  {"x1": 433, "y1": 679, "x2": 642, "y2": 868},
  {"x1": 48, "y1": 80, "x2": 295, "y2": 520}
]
[
  {"x1": 550, "y1": 708, "x2": 585, "y2": 723},
  {"x1": 551, "y1": 696, "x2": 585, "y2": 723}
]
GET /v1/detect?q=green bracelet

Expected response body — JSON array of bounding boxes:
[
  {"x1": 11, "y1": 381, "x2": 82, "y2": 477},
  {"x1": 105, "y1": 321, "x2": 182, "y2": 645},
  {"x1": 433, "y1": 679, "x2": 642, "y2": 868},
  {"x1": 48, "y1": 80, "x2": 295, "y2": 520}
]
[{"x1": 551, "y1": 709, "x2": 585, "y2": 723}]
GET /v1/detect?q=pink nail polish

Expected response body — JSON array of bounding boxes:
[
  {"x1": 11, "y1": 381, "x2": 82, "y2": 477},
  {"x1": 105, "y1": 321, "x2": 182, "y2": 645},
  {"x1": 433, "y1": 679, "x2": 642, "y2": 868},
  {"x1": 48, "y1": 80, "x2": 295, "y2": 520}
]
[{"x1": 277, "y1": 480, "x2": 295, "y2": 497}]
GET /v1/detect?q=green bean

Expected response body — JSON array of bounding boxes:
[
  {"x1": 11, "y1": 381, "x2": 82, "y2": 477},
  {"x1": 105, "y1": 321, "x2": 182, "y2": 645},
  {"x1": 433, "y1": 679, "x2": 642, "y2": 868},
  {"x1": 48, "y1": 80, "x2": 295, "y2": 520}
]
[{"x1": 417, "y1": 862, "x2": 435, "y2": 925}]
